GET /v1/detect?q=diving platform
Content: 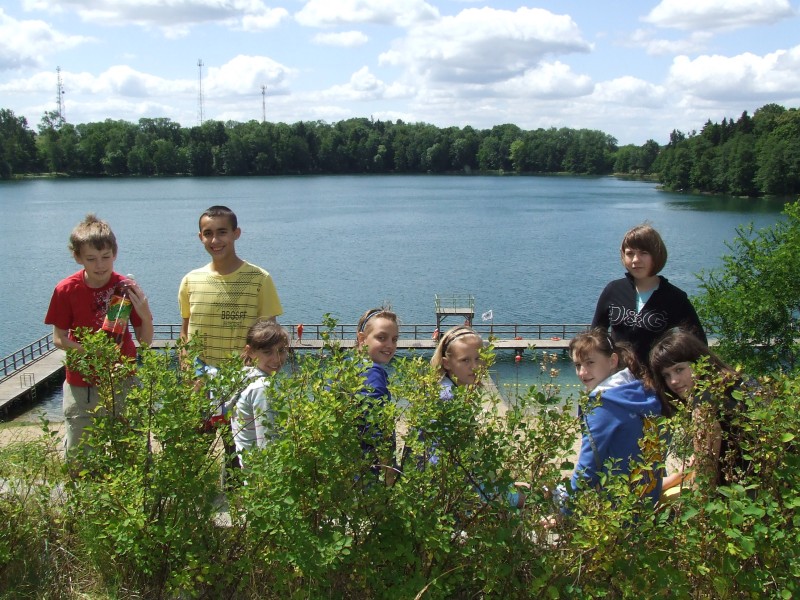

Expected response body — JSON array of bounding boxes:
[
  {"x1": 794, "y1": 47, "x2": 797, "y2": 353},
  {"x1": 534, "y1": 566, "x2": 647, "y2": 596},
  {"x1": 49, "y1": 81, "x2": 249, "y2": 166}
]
[{"x1": 434, "y1": 293, "x2": 475, "y2": 330}]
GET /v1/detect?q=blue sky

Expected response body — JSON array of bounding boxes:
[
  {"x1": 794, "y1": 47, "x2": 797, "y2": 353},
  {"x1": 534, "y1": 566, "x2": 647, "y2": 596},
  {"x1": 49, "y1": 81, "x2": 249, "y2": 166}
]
[{"x1": 1, "y1": 0, "x2": 798, "y2": 145}]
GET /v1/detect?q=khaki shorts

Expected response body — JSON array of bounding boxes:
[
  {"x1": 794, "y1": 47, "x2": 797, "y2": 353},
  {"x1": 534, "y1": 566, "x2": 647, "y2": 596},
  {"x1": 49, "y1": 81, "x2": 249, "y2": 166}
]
[{"x1": 63, "y1": 379, "x2": 132, "y2": 456}]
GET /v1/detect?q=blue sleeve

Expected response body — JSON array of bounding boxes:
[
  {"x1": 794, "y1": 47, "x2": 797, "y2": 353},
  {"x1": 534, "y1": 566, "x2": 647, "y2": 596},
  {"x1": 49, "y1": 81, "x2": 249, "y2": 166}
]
[
  {"x1": 361, "y1": 364, "x2": 390, "y2": 402},
  {"x1": 571, "y1": 406, "x2": 613, "y2": 492}
]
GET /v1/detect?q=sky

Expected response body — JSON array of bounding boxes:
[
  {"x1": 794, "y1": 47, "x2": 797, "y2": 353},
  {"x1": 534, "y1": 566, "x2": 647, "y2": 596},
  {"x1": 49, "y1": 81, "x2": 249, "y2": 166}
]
[{"x1": 1, "y1": 0, "x2": 799, "y2": 146}]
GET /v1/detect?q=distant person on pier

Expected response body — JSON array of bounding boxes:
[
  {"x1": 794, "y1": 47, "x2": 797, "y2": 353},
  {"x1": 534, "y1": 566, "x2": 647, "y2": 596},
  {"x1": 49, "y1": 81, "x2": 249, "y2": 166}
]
[
  {"x1": 45, "y1": 214, "x2": 153, "y2": 458},
  {"x1": 568, "y1": 328, "x2": 663, "y2": 504},
  {"x1": 178, "y1": 205, "x2": 283, "y2": 425},
  {"x1": 592, "y1": 223, "x2": 706, "y2": 367},
  {"x1": 355, "y1": 307, "x2": 399, "y2": 480}
]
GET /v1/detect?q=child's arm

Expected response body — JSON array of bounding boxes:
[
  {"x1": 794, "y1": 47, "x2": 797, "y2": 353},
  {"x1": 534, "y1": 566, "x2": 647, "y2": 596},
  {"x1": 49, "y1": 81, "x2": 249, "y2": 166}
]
[
  {"x1": 252, "y1": 384, "x2": 274, "y2": 449},
  {"x1": 127, "y1": 282, "x2": 154, "y2": 346},
  {"x1": 52, "y1": 326, "x2": 83, "y2": 352}
]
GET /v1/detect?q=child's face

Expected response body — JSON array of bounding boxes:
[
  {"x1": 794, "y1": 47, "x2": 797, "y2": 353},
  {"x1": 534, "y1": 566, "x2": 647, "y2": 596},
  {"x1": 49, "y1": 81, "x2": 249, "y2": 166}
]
[
  {"x1": 660, "y1": 361, "x2": 694, "y2": 399},
  {"x1": 572, "y1": 349, "x2": 619, "y2": 391},
  {"x1": 442, "y1": 337, "x2": 483, "y2": 386},
  {"x1": 199, "y1": 215, "x2": 240, "y2": 262},
  {"x1": 622, "y1": 247, "x2": 654, "y2": 280},
  {"x1": 249, "y1": 344, "x2": 289, "y2": 375},
  {"x1": 357, "y1": 317, "x2": 399, "y2": 365},
  {"x1": 74, "y1": 244, "x2": 116, "y2": 288}
]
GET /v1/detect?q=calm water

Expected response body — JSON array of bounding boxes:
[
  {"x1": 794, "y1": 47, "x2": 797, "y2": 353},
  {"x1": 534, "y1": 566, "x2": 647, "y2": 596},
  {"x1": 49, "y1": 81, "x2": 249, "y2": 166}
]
[{"x1": 0, "y1": 175, "x2": 786, "y2": 417}]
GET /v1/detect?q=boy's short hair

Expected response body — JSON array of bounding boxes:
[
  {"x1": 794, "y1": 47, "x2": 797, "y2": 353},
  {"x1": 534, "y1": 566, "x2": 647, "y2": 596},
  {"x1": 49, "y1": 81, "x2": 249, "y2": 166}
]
[
  {"x1": 199, "y1": 205, "x2": 237, "y2": 230},
  {"x1": 69, "y1": 214, "x2": 117, "y2": 257},
  {"x1": 620, "y1": 223, "x2": 668, "y2": 275}
]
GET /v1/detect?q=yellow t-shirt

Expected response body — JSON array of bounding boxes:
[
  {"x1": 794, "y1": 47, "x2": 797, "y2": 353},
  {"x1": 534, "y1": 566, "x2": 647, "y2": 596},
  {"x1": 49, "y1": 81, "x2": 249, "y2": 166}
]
[{"x1": 178, "y1": 261, "x2": 282, "y2": 367}]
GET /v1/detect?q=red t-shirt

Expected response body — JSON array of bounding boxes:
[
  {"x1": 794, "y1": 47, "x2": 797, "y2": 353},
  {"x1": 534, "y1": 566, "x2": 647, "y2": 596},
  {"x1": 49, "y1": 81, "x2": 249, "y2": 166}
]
[{"x1": 45, "y1": 270, "x2": 143, "y2": 386}]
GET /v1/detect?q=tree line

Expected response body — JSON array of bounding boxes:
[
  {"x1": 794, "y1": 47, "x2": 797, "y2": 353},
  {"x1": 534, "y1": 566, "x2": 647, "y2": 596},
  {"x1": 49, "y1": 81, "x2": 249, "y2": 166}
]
[
  {"x1": 655, "y1": 103, "x2": 800, "y2": 197},
  {"x1": 0, "y1": 103, "x2": 798, "y2": 196}
]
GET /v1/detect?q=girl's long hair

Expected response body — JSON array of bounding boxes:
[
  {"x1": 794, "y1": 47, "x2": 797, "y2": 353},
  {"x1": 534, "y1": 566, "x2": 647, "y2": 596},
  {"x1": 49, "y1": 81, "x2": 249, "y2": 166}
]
[
  {"x1": 568, "y1": 328, "x2": 644, "y2": 380},
  {"x1": 648, "y1": 328, "x2": 733, "y2": 416}
]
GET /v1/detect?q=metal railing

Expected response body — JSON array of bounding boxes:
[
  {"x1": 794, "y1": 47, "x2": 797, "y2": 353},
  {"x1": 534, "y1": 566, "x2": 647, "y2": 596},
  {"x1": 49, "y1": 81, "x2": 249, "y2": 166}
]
[
  {"x1": 151, "y1": 323, "x2": 590, "y2": 343},
  {"x1": 0, "y1": 333, "x2": 57, "y2": 381},
  {"x1": 152, "y1": 323, "x2": 183, "y2": 341},
  {"x1": 1, "y1": 323, "x2": 593, "y2": 380},
  {"x1": 434, "y1": 294, "x2": 475, "y2": 313}
]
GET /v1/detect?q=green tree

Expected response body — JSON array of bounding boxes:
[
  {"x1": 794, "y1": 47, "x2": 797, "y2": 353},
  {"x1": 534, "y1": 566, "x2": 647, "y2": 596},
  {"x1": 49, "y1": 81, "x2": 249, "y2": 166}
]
[
  {"x1": 695, "y1": 200, "x2": 800, "y2": 373},
  {"x1": 0, "y1": 109, "x2": 38, "y2": 178}
]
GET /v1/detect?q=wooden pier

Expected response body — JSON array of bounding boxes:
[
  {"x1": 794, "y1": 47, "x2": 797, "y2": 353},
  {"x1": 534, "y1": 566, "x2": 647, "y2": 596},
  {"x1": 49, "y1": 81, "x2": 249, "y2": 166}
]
[
  {"x1": 0, "y1": 349, "x2": 66, "y2": 414},
  {"x1": 1, "y1": 322, "x2": 588, "y2": 414}
]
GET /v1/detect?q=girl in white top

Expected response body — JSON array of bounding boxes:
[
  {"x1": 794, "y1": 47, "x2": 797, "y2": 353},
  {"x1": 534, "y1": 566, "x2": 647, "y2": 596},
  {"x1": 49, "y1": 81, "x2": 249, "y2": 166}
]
[{"x1": 231, "y1": 321, "x2": 290, "y2": 464}]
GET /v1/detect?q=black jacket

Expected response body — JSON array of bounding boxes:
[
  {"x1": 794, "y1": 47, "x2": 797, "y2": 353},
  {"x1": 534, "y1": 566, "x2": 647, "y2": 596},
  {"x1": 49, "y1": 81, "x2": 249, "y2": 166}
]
[{"x1": 592, "y1": 273, "x2": 707, "y2": 365}]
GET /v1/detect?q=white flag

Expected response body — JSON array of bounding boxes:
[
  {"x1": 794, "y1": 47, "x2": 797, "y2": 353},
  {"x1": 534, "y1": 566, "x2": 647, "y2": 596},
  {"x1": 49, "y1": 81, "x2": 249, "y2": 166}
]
[{"x1": 481, "y1": 309, "x2": 493, "y2": 321}]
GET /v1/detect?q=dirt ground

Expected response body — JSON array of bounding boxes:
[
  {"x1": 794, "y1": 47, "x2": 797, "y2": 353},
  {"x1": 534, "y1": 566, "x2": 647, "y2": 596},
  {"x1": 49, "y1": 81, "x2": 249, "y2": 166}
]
[{"x1": 0, "y1": 420, "x2": 65, "y2": 448}]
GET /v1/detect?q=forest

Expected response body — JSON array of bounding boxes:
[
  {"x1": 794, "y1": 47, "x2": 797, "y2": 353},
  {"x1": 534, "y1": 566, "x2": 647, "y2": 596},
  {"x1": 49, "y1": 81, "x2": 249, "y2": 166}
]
[{"x1": 1, "y1": 102, "x2": 798, "y2": 197}]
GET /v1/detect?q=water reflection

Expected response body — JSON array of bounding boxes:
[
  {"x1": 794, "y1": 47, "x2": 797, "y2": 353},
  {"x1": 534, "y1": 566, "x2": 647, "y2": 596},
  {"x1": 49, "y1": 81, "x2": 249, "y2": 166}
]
[{"x1": 666, "y1": 195, "x2": 789, "y2": 213}]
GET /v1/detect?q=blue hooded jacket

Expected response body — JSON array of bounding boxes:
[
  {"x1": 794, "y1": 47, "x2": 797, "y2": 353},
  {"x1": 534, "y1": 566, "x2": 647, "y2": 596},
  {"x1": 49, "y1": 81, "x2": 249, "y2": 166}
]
[{"x1": 571, "y1": 368, "x2": 663, "y2": 503}]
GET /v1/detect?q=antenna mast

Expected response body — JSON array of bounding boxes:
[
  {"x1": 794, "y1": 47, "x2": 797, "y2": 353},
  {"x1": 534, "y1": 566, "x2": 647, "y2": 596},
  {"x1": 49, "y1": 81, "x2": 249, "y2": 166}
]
[
  {"x1": 197, "y1": 59, "x2": 205, "y2": 125},
  {"x1": 261, "y1": 85, "x2": 267, "y2": 123},
  {"x1": 56, "y1": 66, "x2": 66, "y2": 123}
]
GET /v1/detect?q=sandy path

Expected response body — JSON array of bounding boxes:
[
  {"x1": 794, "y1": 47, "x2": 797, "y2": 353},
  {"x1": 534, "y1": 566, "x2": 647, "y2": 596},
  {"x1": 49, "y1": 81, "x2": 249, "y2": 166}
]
[{"x1": 0, "y1": 421, "x2": 64, "y2": 448}]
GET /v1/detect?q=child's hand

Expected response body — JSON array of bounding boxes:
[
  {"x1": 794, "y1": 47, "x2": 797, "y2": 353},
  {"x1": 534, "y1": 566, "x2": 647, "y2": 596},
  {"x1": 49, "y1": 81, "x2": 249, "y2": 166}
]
[
  {"x1": 127, "y1": 281, "x2": 155, "y2": 346},
  {"x1": 127, "y1": 282, "x2": 152, "y2": 322}
]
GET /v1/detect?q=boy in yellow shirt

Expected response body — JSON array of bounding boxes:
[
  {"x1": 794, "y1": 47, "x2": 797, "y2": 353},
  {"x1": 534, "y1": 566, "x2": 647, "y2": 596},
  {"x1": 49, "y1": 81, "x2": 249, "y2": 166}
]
[{"x1": 179, "y1": 205, "x2": 283, "y2": 371}]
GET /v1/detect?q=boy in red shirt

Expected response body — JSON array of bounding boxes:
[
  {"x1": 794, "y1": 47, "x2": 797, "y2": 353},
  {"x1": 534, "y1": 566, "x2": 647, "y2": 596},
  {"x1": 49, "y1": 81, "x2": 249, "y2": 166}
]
[{"x1": 45, "y1": 214, "x2": 153, "y2": 456}]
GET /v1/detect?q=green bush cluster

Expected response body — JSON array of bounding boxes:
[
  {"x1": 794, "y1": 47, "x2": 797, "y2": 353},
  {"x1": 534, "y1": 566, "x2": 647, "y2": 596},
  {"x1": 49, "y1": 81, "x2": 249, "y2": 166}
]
[
  {"x1": 0, "y1": 326, "x2": 798, "y2": 599},
  {"x1": 696, "y1": 200, "x2": 800, "y2": 374}
]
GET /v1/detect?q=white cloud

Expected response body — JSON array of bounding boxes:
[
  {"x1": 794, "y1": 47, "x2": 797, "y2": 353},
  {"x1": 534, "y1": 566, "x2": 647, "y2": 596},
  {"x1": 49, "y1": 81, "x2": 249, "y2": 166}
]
[
  {"x1": 627, "y1": 28, "x2": 712, "y2": 56},
  {"x1": 380, "y1": 7, "x2": 591, "y2": 85},
  {"x1": 205, "y1": 55, "x2": 297, "y2": 96},
  {"x1": 295, "y1": 0, "x2": 439, "y2": 28},
  {"x1": 320, "y1": 66, "x2": 412, "y2": 101},
  {"x1": 592, "y1": 76, "x2": 667, "y2": 108},
  {"x1": 241, "y1": 8, "x2": 291, "y2": 31},
  {"x1": 0, "y1": 8, "x2": 90, "y2": 70},
  {"x1": 68, "y1": 66, "x2": 194, "y2": 97},
  {"x1": 312, "y1": 30, "x2": 369, "y2": 47},
  {"x1": 668, "y1": 45, "x2": 800, "y2": 101},
  {"x1": 644, "y1": 0, "x2": 794, "y2": 32},
  {"x1": 21, "y1": 0, "x2": 289, "y2": 31},
  {"x1": 493, "y1": 62, "x2": 593, "y2": 99}
]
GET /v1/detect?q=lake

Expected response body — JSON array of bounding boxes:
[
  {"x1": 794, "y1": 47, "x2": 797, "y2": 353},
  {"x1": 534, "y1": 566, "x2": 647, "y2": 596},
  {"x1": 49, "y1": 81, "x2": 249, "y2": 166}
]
[{"x1": 0, "y1": 175, "x2": 787, "y2": 417}]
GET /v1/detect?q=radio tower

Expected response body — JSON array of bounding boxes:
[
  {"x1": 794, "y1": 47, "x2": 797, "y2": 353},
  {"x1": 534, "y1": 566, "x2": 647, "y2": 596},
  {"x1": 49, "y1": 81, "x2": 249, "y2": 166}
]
[
  {"x1": 56, "y1": 66, "x2": 66, "y2": 123},
  {"x1": 261, "y1": 85, "x2": 267, "y2": 123},
  {"x1": 197, "y1": 59, "x2": 205, "y2": 125}
]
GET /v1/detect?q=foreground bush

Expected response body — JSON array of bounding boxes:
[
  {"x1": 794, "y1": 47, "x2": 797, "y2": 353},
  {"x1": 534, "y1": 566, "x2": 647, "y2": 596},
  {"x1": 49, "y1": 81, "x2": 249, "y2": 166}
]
[{"x1": 0, "y1": 329, "x2": 797, "y2": 599}]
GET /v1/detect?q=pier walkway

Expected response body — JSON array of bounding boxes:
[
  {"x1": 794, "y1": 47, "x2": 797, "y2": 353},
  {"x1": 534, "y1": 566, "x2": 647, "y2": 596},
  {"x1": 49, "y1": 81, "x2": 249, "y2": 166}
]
[
  {"x1": 0, "y1": 332, "x2": 65, "y2": 414},
  {"x1": 148, "y1": 323, "x2": 587, "y2": 351},
  {"x1": 0, "y1": 323, "x2": 588, "y2": 414}
]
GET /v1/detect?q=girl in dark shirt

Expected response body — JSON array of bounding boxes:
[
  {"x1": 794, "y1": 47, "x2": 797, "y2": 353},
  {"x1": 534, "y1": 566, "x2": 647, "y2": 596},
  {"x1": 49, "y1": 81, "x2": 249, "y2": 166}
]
[{"x1": 592, "y1": 223, "x2": 706, "y2": 367}]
